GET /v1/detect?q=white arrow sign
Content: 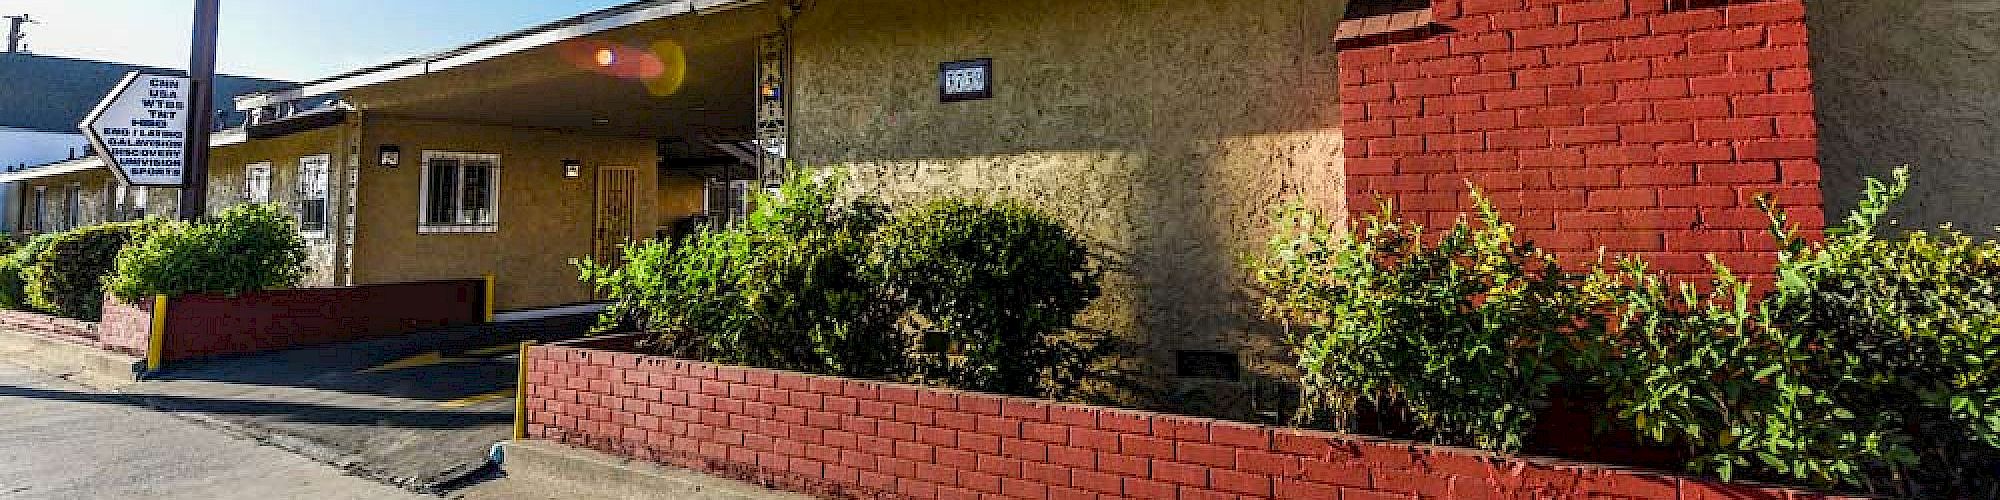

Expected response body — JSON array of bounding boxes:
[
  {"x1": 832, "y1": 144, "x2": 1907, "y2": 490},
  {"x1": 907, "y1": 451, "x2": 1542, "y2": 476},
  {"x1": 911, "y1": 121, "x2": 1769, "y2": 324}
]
[{"x1": 80, "y1": 72, "x2": 190, "y2": 187}]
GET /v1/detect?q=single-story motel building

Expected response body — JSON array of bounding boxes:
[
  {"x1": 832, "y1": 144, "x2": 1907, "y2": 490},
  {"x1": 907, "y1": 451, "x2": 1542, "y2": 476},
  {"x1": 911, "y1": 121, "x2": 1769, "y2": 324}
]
[{"x1": 3, "y1": 0, "x2": 1993, "y2": 413}]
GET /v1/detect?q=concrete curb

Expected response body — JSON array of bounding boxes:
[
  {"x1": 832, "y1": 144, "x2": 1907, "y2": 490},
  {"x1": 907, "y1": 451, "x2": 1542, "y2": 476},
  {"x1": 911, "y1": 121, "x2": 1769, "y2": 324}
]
[
  {"x1": 0, "y1": 326, "x2": 143, "y2": 388},
  {"x1": 497, "y1": 440, "x2": 811, "y2": 500}
]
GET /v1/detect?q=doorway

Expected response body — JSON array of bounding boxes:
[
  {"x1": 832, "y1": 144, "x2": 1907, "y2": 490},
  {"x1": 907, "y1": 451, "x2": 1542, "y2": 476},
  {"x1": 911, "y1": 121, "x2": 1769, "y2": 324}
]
[{"x1": 592, "y1": 165, "x2": 637, "y2": 266}]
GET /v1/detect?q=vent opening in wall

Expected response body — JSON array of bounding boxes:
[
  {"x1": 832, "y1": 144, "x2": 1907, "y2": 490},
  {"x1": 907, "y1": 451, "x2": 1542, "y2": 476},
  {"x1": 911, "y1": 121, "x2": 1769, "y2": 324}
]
[
  {"x1": 1664, "y1": 0, "x2": 1764, "y2": 12},
  {"x1": 1175, "y1": 350, "x2": 1241, "y2": 380},
  {"x1": 1336, "y1": 0, "x2": 1444, "y2": 50}
]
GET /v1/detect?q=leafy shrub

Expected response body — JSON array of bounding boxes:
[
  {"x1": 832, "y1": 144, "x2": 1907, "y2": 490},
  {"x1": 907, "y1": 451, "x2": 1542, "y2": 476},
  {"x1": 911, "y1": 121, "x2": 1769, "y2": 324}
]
[
  {"x1": 0, "y1": 234, "x2": 52, "y2": 311},
  {"x1": 107, "y1": 203, "x2": 308, "y2": 302},
  {"x1": 1255, "y1": 191, "x2": 1607, "y2": 451},
  {"x1": 871, "y1": 199, "x2": 1100, "y2": 397},
  {"x1": 23, "y1": 219, "x2": 160, "y2": 319},
  {"x1": 582, "y1": 174, "x2": 907, "y2": 377},
  {"x1": 1261, "y1": 167, "x2": 1997, "y2": 495},
  {"x1": 1596, "y1": 168, "x2": 2000, "y2": 495}
]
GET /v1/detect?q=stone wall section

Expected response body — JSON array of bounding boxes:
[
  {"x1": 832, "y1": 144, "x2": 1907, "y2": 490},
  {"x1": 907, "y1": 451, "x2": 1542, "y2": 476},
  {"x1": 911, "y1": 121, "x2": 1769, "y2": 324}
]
[{"x1": 1338, "y1": 0, "x2": 1824, "y2": 282}]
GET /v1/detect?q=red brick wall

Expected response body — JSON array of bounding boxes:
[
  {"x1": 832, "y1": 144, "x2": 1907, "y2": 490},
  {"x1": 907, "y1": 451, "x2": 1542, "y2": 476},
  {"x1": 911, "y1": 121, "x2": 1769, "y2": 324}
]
[
  {"x1": 156, "y1": 279, "x2": 485, "y2": 362},
  {"x1": 1338, "y1": 0, "x2": 1822, "y2": 280},
  {"x1": 96, "y1": 297, "x2": 154, "y2": 357},
  {"x1": 0, "y1": 308, "x2": 110, "y2": 349},
  {"x1": 524, "y1": 335, "x2": 1841, "y2": 500}
]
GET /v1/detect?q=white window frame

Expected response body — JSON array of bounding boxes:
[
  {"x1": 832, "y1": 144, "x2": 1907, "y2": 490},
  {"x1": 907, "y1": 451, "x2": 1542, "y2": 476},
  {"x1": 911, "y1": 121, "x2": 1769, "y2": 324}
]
[
  {"x1": 105, "y1": 183, "x2": 120, "y2": 222},
  {"x1": 244, "y1": 162, "x2": 273, "y2": 203},
  {"x1": 729, "y1": 180, "x2": 753, "y2": 221},
  {"x1": 31, "y1": 186, "x2": 46, "y2": 233},
  {"x1": 296, "y1": 155, "x2": 330, "y2": 238},
  {"x1": 64, "y1": 183, "x2": 81, "y2": 230},
  {"x1": 417, "y1": 151, "x2": 501, "y2": 234}
]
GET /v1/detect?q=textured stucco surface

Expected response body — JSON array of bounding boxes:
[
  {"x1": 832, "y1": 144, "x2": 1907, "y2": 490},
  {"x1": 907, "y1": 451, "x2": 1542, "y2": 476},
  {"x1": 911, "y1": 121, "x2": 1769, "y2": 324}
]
[
  {"x1": 1809, "y1": 1, "x2": 2000, "y2": 233},
  {"x1": 790, "y1": 0, "x2": 1347, "y2": 412},
  {"x1": 207, "y1": 125, "x2": 350, "y2": 286},
  {"x1": 658, "y1": 173, "x2": 707, "y2": 234},
  {"x1": 352, "y1": 117, "x2": 659, "y2": 310}
]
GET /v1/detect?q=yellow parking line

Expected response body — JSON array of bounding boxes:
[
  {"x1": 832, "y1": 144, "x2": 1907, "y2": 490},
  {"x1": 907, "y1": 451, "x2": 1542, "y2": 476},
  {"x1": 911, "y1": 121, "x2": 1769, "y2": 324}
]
[
  {"x1": 439, "y1": 389, "x2": 513, "y2": 408},
  {"x1": 464, "y1": 344, "x2": 518, "y2": 356}
]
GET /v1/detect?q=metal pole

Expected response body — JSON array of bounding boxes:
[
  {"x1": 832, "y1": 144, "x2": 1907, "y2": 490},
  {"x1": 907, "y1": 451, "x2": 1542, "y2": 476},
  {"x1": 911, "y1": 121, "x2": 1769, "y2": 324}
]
[{"x1": 179, "y1": 0, "x2": 219, "y2": 220}]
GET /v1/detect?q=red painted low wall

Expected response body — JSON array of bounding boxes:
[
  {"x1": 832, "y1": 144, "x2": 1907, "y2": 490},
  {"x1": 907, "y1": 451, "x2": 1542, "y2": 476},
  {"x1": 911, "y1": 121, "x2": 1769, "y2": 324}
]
[
  {"x1": 523, "y1": 335, "x2": 1850, "y2": 500},
  {"x1": 95, "y1": 279, "x2": 486, "y2": 362}
]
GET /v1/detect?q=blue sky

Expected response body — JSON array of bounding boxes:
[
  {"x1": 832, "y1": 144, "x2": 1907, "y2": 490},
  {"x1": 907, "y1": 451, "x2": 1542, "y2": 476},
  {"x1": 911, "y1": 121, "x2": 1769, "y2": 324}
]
[{"x1": 11, "y1": 0, "x2": 629, "y2": 82}]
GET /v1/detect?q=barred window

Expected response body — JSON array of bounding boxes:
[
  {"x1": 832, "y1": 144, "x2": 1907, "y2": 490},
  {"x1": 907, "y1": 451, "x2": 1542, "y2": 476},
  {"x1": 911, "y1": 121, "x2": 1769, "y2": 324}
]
[
  {"x1": 296, "y1": 155, "x2": 330, "y2": 235},
  {"x1": 419, "y1": 151, "x2": 499, "y2": 233}
]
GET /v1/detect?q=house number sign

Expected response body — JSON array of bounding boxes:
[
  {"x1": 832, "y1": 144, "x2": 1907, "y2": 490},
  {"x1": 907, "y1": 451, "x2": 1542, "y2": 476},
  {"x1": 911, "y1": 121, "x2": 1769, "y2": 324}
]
[{"x1": 939, "y1": 58, "x2": 992, "y2": 102}]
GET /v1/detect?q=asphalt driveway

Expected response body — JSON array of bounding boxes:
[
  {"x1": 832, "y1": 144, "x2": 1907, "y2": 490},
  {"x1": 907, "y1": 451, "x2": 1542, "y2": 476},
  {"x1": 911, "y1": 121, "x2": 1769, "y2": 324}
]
[{"x1": 112, "y1": 305, "x2": 604, "y2": 492}]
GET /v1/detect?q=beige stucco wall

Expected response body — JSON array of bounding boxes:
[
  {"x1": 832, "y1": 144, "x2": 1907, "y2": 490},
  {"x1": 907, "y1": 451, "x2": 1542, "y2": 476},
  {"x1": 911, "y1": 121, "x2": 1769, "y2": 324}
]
[
  {"x1": 659, "y1": 173, "x2": 707, "y2": 236},
  {"x1": 789, "y1": 0, "x2": 1346, "y2": 411},
  {"x1": 207, "y1": 125, "x2": 350, "y2": 286},
  {"x1": 1809, "y1": 1, "x2": 2000, "y2": 233},
  {"x1": 352, "y1": 117, "x2": 659, "y2": 310}
]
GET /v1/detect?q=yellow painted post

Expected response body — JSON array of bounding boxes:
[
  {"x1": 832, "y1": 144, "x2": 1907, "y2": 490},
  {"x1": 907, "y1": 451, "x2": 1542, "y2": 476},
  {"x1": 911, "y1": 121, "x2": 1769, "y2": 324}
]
[
  {"x1": 145, "y1": 295, "x2": 168, "y2": 372},
  {"x1": 482, "y1": 274, "x2": 496, "y2": 323},
  {"x1": 512, "y1": 340, "x2": 533, "y2": 440}
]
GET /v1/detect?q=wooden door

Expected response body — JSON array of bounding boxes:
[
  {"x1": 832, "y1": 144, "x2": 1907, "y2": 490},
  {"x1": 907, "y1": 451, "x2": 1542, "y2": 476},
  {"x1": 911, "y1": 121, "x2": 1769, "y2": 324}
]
[{"x1": 593, "y1": 166, "x2": 638, "y2": 266}]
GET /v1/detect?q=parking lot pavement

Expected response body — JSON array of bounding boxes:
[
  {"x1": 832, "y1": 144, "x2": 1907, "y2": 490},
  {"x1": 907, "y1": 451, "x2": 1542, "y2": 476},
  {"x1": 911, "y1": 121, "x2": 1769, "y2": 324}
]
[
  {"x1": 0, "y1": 363, "x2": 434, "y2": 500},
  {"x1": 113, "y1": 310, "x2": 601, "y2": 493}
]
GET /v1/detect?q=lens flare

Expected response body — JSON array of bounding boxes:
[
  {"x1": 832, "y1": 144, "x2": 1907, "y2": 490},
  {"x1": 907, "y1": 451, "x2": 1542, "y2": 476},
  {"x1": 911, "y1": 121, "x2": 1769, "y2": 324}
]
[
  {"x1": 556, "y1": 38, "x2": 688, "y2": 97},
  {"x1": 559, "y1": 39, "x2": 664, "y2": 80},
  {"x1": 643, "y1": 40, "x2": 687, "y2": 97}
]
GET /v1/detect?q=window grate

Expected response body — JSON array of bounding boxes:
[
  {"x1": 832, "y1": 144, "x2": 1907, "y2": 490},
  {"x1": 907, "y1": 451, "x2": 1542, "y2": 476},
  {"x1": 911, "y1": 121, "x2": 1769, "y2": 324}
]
[{"x1": 418, "y1": 151, "x2": 501, "y2": 233}]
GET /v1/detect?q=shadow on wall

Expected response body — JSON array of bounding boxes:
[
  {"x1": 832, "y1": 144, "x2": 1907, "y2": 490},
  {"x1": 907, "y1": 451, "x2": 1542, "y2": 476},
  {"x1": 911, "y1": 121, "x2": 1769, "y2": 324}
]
[
  {"x1": 789, "y1": 0, "x2": 1346, "y2": 417},
  {"x1": 1809, "y1": 1, "x2": 2000, "y2": 233}
]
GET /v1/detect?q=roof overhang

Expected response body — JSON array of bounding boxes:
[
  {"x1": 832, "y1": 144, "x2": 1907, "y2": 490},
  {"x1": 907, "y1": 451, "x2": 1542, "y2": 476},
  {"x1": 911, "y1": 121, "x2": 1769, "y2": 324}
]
[
  {"x1": 0, "y1": 128, "x2": 247, "y2": 184},
  {"x1": 237, "y1": 0, "x2": 767, "y2": 108}
]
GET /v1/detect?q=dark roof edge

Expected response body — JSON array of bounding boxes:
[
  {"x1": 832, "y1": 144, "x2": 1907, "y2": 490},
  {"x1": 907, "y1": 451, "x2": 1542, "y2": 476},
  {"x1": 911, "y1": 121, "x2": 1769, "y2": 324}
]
[{"x1": 0, "y1": 52, "x2": 290, "y2": 85}]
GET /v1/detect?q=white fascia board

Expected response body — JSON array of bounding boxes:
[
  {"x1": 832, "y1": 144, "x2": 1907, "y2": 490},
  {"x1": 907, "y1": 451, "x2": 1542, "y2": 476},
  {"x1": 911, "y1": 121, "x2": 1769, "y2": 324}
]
[
  {"x1": 0, "y1": 157, "x2": 103, "y2": 183},
  {"x1": 235, "y1": 88, "x2": 303, "y2": 111},
  {"x1": 300, "y1": 63, "x2": 428, "y2": 100}
]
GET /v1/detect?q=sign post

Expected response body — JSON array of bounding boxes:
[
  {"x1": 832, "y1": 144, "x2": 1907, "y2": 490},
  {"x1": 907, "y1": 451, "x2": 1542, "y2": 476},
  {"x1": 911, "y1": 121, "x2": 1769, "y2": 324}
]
[{"x1": 180, "y1": 0, "x2": 220, "y2": 220}]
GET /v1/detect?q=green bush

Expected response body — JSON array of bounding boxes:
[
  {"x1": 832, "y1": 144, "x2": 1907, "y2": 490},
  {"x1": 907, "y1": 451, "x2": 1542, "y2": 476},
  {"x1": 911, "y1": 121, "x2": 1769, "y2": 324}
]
[
  {"x1": 1255, "y1": 191, "x2": 1607, "y2": 451},
  {"x1": 23, "y1": 219, "x2": 160, "y2": 319},
  {"x1": 871, "y1": 199, "x2": 1100, "y2": 397},
  {"x1": 107, "y1": 203, "x2": 308, "y2": 302},
  {"x1": 582, "y1": 174, "x2": 907, "y2": 377},
  {"x1": 1260, "y1": 167, "x2": 1999, "y2": 496},
  {"x1": 1596, "y1": 168, "x2": 2000, "y2": 494},
  {"x1": 0, "y1": 234, "x2": 53, "y2": 311}
]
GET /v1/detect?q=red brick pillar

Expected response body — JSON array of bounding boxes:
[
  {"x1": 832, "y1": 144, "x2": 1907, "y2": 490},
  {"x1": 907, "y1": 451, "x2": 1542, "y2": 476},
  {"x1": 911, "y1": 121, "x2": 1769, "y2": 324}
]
[{"x1": 1338, "y1": 0, "x2": 1822, "y2": 281}]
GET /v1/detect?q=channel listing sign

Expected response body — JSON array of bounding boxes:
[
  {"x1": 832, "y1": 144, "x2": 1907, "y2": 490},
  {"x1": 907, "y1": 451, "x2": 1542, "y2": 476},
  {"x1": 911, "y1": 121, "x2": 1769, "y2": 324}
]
[{"x1": 81, "y1": 72, "x2": 190, "y2": 187}]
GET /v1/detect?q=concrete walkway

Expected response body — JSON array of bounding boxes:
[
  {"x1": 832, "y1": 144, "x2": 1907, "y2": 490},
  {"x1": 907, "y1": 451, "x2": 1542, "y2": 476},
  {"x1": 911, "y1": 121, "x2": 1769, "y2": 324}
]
[{"x1": 113, "y1": 311, "x2": 601, "y2": 493}]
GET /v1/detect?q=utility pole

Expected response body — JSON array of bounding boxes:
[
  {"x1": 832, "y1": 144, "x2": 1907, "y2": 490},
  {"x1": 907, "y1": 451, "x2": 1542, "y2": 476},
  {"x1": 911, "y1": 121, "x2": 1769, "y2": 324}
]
[
  {"x1": 4, "y1": 14, "x2": 33, "y2": 54},
  {"x1": 179, "y1": 0, "x2": 218, "y2": 220}
]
